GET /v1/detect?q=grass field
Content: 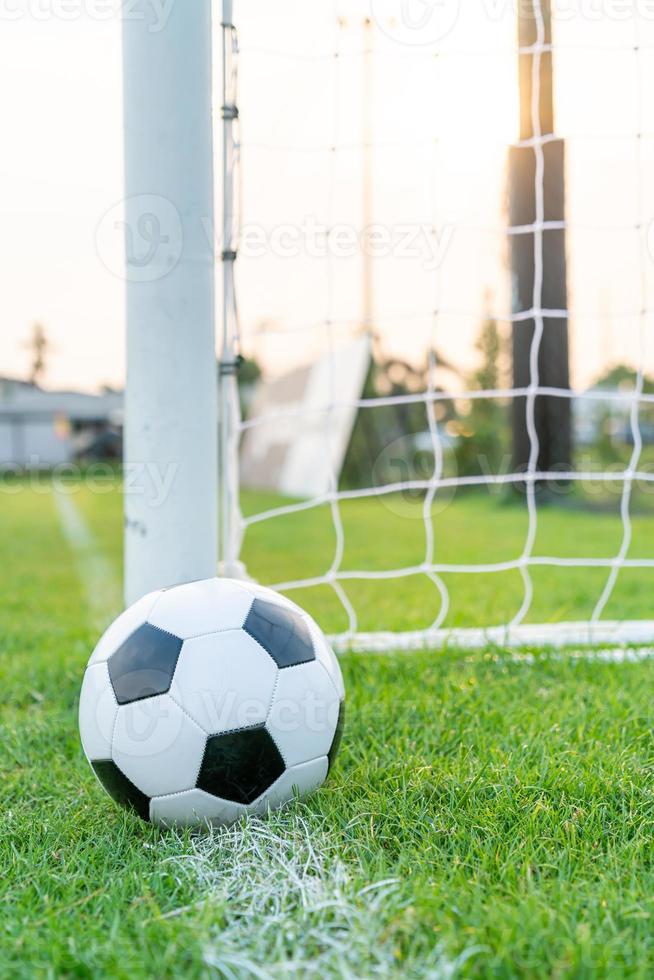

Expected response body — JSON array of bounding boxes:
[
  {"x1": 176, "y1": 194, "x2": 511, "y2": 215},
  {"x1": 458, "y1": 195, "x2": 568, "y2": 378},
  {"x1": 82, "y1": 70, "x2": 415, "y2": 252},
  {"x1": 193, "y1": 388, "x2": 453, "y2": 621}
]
[
  {"x1": 74, "y1": 477, "x2": 654, "y2": 633},
  {"x1": 3, "y1": 480, "x2": 654, "y2": 976}
]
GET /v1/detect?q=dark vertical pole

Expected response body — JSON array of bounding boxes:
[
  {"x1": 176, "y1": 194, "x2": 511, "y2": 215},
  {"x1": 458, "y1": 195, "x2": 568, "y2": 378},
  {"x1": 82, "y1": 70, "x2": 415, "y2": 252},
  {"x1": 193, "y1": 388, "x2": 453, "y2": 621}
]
[
  {"x1": 362, "y1": 16, "x2": 374, "y2": 334},
  {"x1": 510, "y1": 0, "x2": 571, "y2": 477}
]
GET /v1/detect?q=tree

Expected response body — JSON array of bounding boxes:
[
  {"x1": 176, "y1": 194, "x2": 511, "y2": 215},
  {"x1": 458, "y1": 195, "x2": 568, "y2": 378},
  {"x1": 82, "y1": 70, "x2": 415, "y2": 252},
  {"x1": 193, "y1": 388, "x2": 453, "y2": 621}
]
[
  {"x1": 25, "y1": 322, "x2": 50, "y2": 386},
  {"x1": 455, "y1": 314, "x2": 510, "y2": 477},
  {"x1": 588, "y1": 364, "x2": 654, "y2": 463},
  {"x1": 592, "y1": 364, "x2": 654, "y2": 395},
  {"x1": 341, "y1": 343, "x2": 458, "y2": 490},
  {"x1": 236, "y1": 356, "x2": 262, "y2": 417},
  {"x1": 510, "y1": 0, "x2": 571, "y2": 477}
]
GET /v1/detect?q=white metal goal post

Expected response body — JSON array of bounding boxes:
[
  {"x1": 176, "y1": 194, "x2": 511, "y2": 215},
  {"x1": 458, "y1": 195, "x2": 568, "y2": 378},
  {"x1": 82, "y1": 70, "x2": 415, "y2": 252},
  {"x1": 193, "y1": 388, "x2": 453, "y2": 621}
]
[{"x1": 122, "y1": 1, "x2": 654, "y2": 652}]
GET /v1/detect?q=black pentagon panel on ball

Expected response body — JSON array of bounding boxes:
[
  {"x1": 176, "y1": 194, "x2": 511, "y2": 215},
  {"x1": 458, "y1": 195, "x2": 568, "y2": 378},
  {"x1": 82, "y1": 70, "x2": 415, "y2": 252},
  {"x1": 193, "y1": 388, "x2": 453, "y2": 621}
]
[
  {"x1": 197, "y1": 726, "x2": 285, "y2": 805},
  {"x1": 244, "y1": 599, "x2": 315, "y2": 669},
  {"x1": 91, "y1": 760, "x2": 150, "y2": 822},
  {"x1": 328, "y1": 702, "x2": 345, "y2": 773},
  {"x1": 108, "y1": 623, "x2": 183, "y2": 705}
]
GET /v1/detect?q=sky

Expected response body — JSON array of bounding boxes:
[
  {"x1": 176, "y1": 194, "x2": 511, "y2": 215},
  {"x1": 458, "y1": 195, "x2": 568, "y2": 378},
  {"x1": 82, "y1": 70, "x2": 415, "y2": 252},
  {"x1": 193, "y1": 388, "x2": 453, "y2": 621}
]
[{"x1": 1, "y1": 0, "x2": 654, "y2": 393}]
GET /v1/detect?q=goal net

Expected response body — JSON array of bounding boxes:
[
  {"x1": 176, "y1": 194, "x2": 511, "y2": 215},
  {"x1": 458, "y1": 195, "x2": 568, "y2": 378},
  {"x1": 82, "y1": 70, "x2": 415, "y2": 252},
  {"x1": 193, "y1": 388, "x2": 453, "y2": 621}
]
[{"x1": 219, "y1": 0, "x2": 654, "y2": 651}]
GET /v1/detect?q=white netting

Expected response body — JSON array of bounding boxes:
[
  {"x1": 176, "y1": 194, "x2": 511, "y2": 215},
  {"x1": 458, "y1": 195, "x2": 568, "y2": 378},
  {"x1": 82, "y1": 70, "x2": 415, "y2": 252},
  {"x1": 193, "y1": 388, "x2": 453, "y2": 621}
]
[{"x1": 222, "y1": 0, "x2": 654, "y2": 651}]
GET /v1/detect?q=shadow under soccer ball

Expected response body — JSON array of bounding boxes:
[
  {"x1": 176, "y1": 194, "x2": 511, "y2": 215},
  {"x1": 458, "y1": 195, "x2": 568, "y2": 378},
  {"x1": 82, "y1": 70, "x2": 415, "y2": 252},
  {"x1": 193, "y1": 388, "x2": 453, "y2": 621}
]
[{"x1": 79, "y1": 578, "x2": 345, "y2": 828}]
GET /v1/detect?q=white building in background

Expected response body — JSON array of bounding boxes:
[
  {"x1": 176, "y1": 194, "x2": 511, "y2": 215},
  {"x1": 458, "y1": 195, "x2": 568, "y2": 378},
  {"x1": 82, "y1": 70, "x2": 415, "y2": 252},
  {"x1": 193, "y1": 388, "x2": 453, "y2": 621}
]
[
  {"x1": 240, "y1": 336, "x2": 371, "y2": 498},
  {"x1": 574, "y1": 386, "x2": 654, "y2": 448},
  {"x1": 0, "y1": 378, "x2": 123, "y2": 468}
]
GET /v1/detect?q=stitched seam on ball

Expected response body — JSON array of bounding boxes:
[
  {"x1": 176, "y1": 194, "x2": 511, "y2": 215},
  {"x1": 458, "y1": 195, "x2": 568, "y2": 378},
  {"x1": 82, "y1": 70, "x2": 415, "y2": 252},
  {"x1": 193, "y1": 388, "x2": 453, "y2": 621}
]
[
  {"x1": 301, "y1": 612, "x2": 321, "y2": 657},
  {"x1": 102, "y1": 662, "x2": 120, "y2": 710},
  {"x1": 243, "y1": 627, "x2": 315, "y2": 670},
  {"x1": 145, "y1": 589, "x2": 168, "y2": 623},
  {"x1": 168, "y1": 683, "x2": 274, "y2": 740},
  {"x1": 166, "y1": 692, "x2": 210, "y2": 733},
  {"x1": 242, "y1": 624, "x2": 265, "y2": 654},
  {"x1": 263, "y1": 673, "x2": 287, "y2": 773},
  {"x1": 169, "y1": 625, "x2": 254, "y2": 643},
  {"x1": 204, "y1": 721, "x2": 269, "y2": 739},
  {"x1": 138, "y1": 588, "x2": 165, "y2": 627},
  {"x1": 301, "y1": 613, "x2": 337, "y2": 676},
  {"x1": 150, "y1": 752, "x2": 328, "y2": 807},
  {"x1": 151, "y1": 787, "x2": 247, "y2": 807},
  {"x1": 243, "y1": 628, "x2": 311, "y2": 671},
  {"x1": 142, "y1": 622, "x2": 184, "y2": 642},
  {"x1": 264, "y1": 671, "x2": 281, "y2": 730},
  {"x1": 306, "y1": 627, "x2": 343, "y2": 695},
  {"x1": 249, "y1": 758, "x2": 294, "y2": 808},
  {"x1": 184, "y1": 624, "x2": 249, "y2": 642},
  {"x1": 165, "y1": 693, "x2": 211, "y2": 788},
  {"x1": 275, "y1": 660, "x2": 315, "y2": 674},
  {"x1": 314, "y1": 659, "x2": 341, "y2": 701},
  {"x1": 108, "y1": 699, "x2": 120, "y2": 759},
  {"x1": 167, "y1": 696, "x2": 277, "y2": 786},
  {"x1": 98, "y1": 661, "x2": 120, "y2": 759},
  {"x1": 264, "y1": 671, "x2": 290, "y2": 768},
  {"x1": 266, "y1": 724, "x2": 288, "y2": 769},
  {"x1": 151, "y1": 580, "x2": 255, "y2": 619},
  {"x1": 147, "y1": 589, "x2": 255, "y2": 642},
  {"x1": 192, "y1": 625, "x2": 251, "y2": 644}
]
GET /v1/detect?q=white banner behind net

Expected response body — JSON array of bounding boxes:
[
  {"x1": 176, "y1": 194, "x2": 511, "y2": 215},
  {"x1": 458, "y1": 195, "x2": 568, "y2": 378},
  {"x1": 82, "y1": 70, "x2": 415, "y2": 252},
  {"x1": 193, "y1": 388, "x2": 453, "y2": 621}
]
[{"x1": 226, "y1": 0, "x2": 654, "y2": 651}]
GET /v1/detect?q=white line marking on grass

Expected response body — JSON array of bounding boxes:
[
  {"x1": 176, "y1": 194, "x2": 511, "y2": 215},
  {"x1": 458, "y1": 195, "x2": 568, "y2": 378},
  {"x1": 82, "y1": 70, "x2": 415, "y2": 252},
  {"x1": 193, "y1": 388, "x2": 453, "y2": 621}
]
[
  {"x1": 52, "y1": 485, "x2": 122, "y2": 632},
  {"x1": 163, "y1": 814, "x2": 483, "y2": 979}
]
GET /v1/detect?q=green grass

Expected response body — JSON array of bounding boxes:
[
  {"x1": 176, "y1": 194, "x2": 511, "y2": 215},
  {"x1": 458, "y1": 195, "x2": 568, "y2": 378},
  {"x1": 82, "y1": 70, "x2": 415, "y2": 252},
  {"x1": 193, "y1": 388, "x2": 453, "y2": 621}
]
[
  {"x1": 237, "y1": 488, "x2": 654, "y2": 633},
  {"x1": 74, "y1": 480, "x2": 654, "y2": 633},
  {"x1": 3, "y1": 481, "x2": 654, "y2": 976}
]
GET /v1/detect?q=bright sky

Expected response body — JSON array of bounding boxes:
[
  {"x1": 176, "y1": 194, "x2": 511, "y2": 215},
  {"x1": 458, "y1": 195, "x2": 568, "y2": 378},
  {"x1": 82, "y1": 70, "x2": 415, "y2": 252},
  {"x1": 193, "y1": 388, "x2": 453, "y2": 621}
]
[{"x1": 1, "y1": 0, "x2": 654, "y2": 392}]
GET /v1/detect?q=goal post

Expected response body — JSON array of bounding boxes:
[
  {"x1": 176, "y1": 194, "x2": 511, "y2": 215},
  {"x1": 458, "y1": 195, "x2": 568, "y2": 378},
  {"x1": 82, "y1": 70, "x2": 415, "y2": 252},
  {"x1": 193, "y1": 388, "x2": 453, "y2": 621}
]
[
  {"x1": 119, "y1": 1, "x2": 654, "y2": 652},
  {"x1": 122, "y1": 1, "x2": 218, "y2": 605},
  {"x1": 218, "y1": 0, "x2": 246, "y2": 579}
]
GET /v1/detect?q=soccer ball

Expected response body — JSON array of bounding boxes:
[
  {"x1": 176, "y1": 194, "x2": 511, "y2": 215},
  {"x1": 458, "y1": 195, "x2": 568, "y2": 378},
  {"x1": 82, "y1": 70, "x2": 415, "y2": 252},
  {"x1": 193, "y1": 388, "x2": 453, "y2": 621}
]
[{"x1": 79, "y1": 578, "x2": 345, "y2": 827}]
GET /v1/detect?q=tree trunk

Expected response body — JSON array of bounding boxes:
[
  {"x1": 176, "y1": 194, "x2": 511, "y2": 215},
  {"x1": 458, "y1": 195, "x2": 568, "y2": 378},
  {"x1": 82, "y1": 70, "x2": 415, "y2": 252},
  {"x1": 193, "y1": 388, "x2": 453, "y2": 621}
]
[{"x1": 511, "y1": 0, "x2": 571, "y2": 477}]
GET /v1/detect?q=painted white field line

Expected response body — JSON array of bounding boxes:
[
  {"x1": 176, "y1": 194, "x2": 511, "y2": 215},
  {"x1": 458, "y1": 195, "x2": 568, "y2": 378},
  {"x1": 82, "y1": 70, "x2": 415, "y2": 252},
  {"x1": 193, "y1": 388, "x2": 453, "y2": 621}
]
[
  {"x1": 52, "y1": 485, "x2": 122, "y2": 633},
  {"x1": 162, "y1": 814, "x2": 483, "y2": 979}
]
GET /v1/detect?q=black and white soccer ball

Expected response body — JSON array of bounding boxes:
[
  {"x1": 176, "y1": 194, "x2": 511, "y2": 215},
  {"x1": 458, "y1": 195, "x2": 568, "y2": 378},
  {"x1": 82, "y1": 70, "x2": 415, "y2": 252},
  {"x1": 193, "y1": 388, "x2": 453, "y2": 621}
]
[{"x1": 79, "y1": 578, "x2": 345, "y2": 827}]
